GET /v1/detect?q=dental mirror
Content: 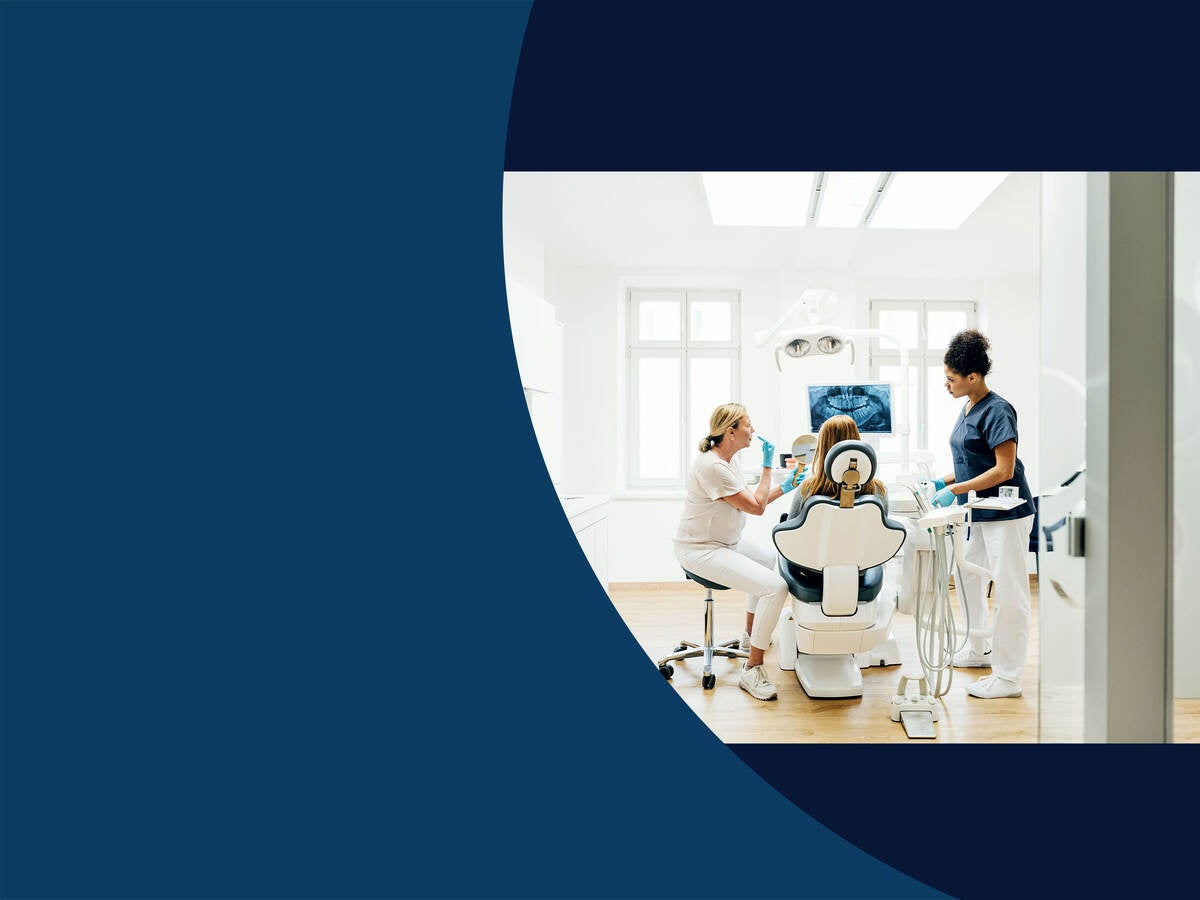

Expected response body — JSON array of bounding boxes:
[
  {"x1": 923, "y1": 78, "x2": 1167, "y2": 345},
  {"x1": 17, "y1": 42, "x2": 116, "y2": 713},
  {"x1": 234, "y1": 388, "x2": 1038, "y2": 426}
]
[{"x1": 791, "y1": 433, "x2": 817, "y2": 471}]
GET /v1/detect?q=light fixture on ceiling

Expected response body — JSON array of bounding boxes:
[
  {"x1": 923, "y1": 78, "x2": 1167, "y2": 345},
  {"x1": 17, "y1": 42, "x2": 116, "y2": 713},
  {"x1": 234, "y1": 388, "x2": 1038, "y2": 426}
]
[
  {"x1": 867, "y1": 171, "x2": 1010, "y2": 229},
  {"x1": 700, "y1": 171, "x2": 1009, "y2": 229},
  {"x1": 699, "y1": 172, "x2": 815, "y2": 226}
]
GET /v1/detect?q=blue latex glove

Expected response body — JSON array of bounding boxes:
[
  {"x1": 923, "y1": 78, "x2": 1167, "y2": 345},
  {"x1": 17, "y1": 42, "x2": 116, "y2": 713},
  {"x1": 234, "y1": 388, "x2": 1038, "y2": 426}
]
[
  {"x1": 933, "y1": 477, "x2": 947, "y2": 491},
  {"x1": 932, "y1": 486, "x2": 956, "y2": 508},
  {"x1": 756, "y1": 434, "x2": 775, "y2": 469},
  {"x1": 780, "y1": 467, "x2": 806, "y2": 495}
]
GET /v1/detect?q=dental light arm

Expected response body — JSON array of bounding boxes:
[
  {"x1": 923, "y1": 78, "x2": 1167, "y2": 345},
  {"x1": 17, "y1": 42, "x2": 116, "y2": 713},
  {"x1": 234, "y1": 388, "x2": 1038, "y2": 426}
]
[
  {"x1": 755, "y1": 286, "x2": 840, "y2": 349},
  {"x1": 755, "y1": 294, "x2": 812, "y2": 349}
]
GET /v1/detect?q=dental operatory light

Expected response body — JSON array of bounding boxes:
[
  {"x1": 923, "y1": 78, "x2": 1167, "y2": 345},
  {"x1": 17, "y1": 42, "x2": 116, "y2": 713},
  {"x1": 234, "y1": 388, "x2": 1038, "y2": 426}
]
[
  {"x1": 772, "y1": 327, "x2": 855, "y2": 371},
  {"x1": 755, "y1": 286, "x2": 852, "y2": 371},
  {"x1": 784, "y1": 338, "x2": 812, "y2": 358},
  {"x1": 700, "y1": 171, "x2": 1009, "y2": 229},
  {"x1": 815, "y1": 335, "x2": 845, "y2": 355}
]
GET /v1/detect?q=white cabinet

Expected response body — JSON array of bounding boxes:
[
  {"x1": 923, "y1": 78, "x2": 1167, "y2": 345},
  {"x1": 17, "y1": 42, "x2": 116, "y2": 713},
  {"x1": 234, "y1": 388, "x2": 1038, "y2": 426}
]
[
  {"x1": 528, "y1": 379, "x2": 563, "y2": 485},
  {"x1": 507, "y1": 280, "x2": 560, "y2": 393},
  {"x1": 562, "y1": 495, "x2": 609, "y2": 588}
]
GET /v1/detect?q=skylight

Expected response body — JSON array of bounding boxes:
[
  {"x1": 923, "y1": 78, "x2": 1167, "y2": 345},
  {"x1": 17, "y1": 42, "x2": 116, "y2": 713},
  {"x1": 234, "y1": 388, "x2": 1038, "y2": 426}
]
[
  {"x1": 816, "y1": 172, "x2": 883, "y2": 228},
  {"x1": 867, "y1": 172, "x2": 1010, "y2": 230},
  {"x1": 699, "y1": 171, "x2": 1010, "y2": 229},
  {"x1": 700, "y1": 172, "x2": 815, "y2": 226}
]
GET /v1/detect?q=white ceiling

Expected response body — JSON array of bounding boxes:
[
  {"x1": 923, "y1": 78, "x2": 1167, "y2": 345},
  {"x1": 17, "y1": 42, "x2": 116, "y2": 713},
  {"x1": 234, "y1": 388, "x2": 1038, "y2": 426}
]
[{"x1": 503, "y1": 171, "x2": 1041, "y2": 279}]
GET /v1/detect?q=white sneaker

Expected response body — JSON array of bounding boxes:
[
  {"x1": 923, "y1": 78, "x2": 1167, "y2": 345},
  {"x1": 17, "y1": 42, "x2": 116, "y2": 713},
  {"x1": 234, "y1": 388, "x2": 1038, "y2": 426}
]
[
  {"x1": 738, "y1": 664, "x2": 778, "y2": 701},
  {"x1": 953, "y1": 648, "x2": 993, "y2": 669},
  {"x1": 966, "y1": 674, "x2": 1022, "y2": 699}
]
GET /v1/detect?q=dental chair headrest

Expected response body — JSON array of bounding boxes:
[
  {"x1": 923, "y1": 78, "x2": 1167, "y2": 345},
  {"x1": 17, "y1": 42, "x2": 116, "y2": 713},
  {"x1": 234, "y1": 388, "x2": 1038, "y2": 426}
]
[{"x1": 825, "y1": 440, "x2": 876, "y2": 485}]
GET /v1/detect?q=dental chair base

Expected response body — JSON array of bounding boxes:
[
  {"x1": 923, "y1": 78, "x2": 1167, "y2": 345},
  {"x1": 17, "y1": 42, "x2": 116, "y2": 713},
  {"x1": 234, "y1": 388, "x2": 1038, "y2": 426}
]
[
  {"x1": 853, "y1": 637, "x2": 900, "y2": 669},
  {"x1": 776, "y1": 595, "x2": 897, "y2": 698}
]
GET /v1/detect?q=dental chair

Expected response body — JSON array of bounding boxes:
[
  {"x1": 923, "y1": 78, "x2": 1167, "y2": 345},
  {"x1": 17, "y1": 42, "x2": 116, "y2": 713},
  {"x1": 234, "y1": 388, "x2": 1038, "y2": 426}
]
[{"x1": 772, "y1": 440, "x2": 906, "y2": 698}]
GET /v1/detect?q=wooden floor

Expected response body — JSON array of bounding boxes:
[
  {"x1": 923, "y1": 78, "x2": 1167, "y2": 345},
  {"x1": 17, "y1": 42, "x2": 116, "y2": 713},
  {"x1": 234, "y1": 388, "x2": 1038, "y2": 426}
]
[
  {"x1": 611, "y1": 580, "x2": 1200, "y2": 743},
  {"x1": 1174, "y1": 702, "x2": 1200, "y2": 742},
  {"x1": 610, "y1": 579, "x2": 1040, "y2": 743}
]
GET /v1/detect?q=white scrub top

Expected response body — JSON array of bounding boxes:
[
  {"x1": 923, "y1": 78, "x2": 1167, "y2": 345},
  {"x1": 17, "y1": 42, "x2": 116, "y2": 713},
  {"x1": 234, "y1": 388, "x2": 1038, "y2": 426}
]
[{"x1": 673, "y1": 451, "x2": 747, "y2": 548}]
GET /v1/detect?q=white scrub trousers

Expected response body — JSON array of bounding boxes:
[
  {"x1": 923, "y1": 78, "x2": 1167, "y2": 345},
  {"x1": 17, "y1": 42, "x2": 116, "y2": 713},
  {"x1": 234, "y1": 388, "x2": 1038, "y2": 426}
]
[
  {"x1": 674, "y1": 540, "x2": 789, "y2": 652},
  {"x1": 956, "y1": 515, "x2": 1034, "y2": 683}
]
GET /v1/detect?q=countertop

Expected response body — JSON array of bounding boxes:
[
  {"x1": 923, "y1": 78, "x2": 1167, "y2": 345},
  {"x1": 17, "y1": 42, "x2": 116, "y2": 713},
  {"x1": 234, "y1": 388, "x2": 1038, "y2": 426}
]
[{"x1": 558, "y1": 493, "x2": 610, "y2": 520}]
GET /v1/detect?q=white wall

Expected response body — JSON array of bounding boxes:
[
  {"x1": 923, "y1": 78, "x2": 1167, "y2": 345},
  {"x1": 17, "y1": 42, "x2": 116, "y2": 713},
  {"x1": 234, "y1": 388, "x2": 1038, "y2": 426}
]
[
  {"x1": 545, "y1": 266, "x2": 621, "y2": 493},
  {"x1": 501, "y1": 189, "x2": 544, "y2": 297},
  {"x1": 1174, "y1": 173, "x2": 1200, "y2": 697},
  {"x1": 1038, "y1": 173, "x2": 1088, "y2": 689},
  {"x1": 547, "y1": 262, "x2": 1041, "y2": 582}
]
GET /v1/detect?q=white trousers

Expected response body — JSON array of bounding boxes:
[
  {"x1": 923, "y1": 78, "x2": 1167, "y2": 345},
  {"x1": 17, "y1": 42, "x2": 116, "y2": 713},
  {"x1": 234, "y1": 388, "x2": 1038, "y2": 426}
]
[
  {"x1": 956, "y1": 515, "x2": 1034, "y2": 683},
  {"x1": 674, "y1": 540, "x2": 788, "y2": 651}
]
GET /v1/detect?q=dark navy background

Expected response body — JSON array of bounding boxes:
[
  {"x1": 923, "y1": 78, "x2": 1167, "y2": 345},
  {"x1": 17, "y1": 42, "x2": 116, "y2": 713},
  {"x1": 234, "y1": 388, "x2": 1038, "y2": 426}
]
[{"x1": 1, "y1": 1, "x2": 1195, "y2": 898}]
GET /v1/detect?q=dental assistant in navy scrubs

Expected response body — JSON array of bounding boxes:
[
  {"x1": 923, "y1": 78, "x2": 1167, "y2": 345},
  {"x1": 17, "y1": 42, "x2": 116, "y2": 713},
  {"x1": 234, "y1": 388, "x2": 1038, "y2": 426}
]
[{"x1": 929, "y1": 330, "x2": 1035, "y2": 700}]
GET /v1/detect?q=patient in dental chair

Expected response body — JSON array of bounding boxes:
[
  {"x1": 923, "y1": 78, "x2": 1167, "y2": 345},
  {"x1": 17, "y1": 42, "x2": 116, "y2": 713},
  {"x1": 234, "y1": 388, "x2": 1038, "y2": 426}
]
[
  {"x1": 789, "y1": 415, "x2": 888, "y2": 517},
  {"x1": 772, "y1": 415, "x2": 906, "y2": 695},
  {"x1": 787, "y1": 413, "x2": 897, "y2": 617}
]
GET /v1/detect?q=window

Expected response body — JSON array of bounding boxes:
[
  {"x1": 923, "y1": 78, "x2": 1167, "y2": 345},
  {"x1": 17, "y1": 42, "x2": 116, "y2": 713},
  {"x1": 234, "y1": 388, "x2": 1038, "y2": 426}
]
[
  {"x1": 627, "y1": 289, "x2": 740, "y2": 488},
  {"x1": 869, "y1": 299, "x2": 976, "y2": 475}
]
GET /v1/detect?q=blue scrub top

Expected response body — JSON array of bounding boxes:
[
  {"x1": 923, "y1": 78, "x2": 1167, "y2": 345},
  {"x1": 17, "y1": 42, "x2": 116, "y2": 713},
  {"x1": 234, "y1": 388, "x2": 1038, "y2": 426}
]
[{"x1": 949, "y1": 391, "x2": 1034, "y2": 523}]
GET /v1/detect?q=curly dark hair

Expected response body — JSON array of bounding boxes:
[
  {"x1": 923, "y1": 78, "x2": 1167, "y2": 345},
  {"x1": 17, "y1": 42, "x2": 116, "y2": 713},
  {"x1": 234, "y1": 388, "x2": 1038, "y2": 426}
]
[{"x1": 944, "y1": 329, "x2": 992, "y2": 377}]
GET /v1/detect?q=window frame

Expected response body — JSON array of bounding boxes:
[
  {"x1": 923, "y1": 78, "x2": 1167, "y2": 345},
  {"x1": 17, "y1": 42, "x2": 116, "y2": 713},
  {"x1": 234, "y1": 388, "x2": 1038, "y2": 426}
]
[
  {"x1": 626, "y1": 288, "x2": 741, "y2": 489},
  {"x1": 868, "y1": 299, "x2": 977, "y2": 455}
]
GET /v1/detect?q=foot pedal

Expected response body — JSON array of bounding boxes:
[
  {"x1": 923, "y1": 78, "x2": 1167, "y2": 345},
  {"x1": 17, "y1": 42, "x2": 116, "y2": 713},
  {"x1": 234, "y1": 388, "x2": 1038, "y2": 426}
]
[
  {"x1": 891, "y1": 670, "x2": 939, "y2": 739},
  {"x1": 899, "y1": 710, "x2": 937, "y2": 739}
]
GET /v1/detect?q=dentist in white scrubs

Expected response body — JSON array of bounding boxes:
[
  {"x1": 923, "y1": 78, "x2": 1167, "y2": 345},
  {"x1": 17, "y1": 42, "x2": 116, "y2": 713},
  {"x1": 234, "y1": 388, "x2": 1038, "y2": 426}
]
[
  {"x1": 930, "y1": 330, "x2": 1035, "y2": 699},
  {"x1": 673, "y1": 402, "x2": 804, "y2": 701}
]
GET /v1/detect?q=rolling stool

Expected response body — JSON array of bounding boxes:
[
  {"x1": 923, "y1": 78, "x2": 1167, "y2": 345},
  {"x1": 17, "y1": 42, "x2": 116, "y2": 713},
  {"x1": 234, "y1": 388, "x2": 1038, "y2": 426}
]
[{"x1": 657, "y1": 569, "x2": 750, "y2": 689}]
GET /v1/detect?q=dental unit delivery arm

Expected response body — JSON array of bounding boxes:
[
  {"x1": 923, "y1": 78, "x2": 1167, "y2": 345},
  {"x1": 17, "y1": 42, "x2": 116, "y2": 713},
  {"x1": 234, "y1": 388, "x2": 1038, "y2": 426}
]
[{"x1": 908, "y1": 494, "x2": 1015, "y2": 700}]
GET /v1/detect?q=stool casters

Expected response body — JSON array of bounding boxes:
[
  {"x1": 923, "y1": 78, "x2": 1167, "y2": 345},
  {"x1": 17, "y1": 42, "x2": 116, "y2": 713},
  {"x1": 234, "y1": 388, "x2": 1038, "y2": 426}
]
[{"x1": 656, "y1": 569, "x2": 748, "y2": 689}]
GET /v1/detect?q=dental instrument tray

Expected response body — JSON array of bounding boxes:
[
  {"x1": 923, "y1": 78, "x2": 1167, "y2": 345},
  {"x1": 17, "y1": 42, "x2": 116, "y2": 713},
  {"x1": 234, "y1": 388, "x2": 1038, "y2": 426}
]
[{"x1": 965, "y1": 496, "x2": 1027, "y2": 511}]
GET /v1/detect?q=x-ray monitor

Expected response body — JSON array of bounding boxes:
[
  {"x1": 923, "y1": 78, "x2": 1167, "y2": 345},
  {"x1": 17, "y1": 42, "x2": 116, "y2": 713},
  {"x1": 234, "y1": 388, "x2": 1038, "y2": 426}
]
[{"x1": 808, "y1": 382, "x2": 893, "y2": 434}]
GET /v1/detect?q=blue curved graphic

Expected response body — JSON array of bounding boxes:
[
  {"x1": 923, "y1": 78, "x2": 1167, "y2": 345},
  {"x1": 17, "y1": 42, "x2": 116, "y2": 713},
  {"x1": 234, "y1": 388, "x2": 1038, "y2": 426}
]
[{"x1": 3, "y1": 2, "x2": 1196, "y2": 899}]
